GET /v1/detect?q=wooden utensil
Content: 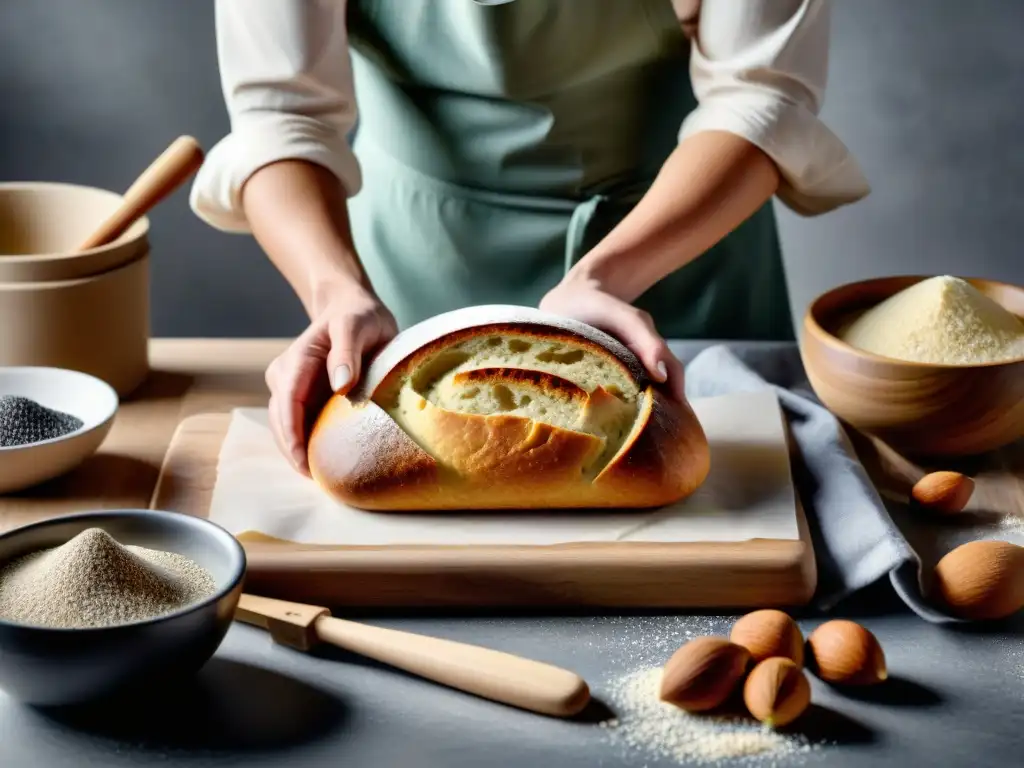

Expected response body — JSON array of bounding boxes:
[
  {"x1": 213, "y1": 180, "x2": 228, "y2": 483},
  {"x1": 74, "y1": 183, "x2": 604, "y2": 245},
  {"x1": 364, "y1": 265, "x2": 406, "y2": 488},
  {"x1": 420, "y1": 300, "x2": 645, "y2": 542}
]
[
  {"x1": 233, "y1": 593, "x2": 591, "y2": 717},
  {"x1": 800, "y1": 275, "x2": 1024, "y2": 458},
  {"x1": 78, "y1": 135, "x2": 204, "y2": 251}
]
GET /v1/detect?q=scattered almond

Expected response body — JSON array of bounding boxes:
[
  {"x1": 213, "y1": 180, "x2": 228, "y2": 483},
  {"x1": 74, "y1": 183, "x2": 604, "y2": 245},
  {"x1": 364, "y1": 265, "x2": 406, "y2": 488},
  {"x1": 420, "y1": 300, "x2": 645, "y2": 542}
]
[
  {"x1": 933, "y1": 540, "x2": 1024, "y2": 620},
  {"x1": 659, "y1": 636, "x2": 751, "y2": 712},
  {"x1": 911, "y1": 471, "x2": 974, "y2": 514},
  {"x1": 729, "y1": 609, "x2": 804, "y2": 667},
  {"x1": 743, "y1": 657, "x2": 811, "y2": 728},
  {"x1": 806, "y1": 620, "x2": 887, "y2": 686}
]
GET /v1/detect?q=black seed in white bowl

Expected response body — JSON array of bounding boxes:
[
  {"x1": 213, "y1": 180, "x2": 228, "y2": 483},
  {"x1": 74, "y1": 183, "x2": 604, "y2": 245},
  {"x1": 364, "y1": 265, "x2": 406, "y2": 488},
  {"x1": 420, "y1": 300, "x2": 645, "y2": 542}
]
[{"x1": 0, "y1": 395, "x2": 84, "y2": 448}]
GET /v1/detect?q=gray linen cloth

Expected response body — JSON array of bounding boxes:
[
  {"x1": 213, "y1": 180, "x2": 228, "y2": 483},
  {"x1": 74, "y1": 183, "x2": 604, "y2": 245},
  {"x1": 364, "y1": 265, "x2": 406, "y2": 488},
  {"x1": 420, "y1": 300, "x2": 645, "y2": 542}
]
[{"x1": 682, "y1": 344, "x2": 1024, "y2": 624}]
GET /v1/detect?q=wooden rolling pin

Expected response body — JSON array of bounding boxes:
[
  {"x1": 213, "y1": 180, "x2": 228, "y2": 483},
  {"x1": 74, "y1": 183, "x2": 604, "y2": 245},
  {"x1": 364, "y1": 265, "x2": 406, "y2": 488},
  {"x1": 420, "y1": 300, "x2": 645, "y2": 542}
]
[
  {"x1": 234, "y1": 593, "x2": 591, "y2": 718},
  {"x1": 79, "y1": 135, "x2": 204, "y2": 250}
]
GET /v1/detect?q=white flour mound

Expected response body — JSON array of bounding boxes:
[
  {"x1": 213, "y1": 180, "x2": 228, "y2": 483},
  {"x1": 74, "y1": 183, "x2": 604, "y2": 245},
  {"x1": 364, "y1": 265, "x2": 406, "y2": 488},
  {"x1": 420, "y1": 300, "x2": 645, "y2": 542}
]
[
  {"x1": 602, "y1": 667, "x2": 816, "y2": 765},
  {"x1": 840, "y1": 275, "x2": 1024, "y2": 364}
]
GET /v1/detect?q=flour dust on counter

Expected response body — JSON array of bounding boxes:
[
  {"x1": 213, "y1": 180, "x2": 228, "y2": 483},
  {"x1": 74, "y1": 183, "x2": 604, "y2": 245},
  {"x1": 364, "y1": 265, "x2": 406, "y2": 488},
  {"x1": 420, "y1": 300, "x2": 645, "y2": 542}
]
[
  {"x1": 585, "y1": 614, "x2": 737, "y2": 671},
  {"x1": 1006, "y1": 639, "x2": 1024, "y2": 682},
  {"x1": 590, "y1": 614, "x2": 823, "y2": 765},
  {"x1": 602, "y1": 667, "x2": 817, "y2": 765},
  {"x1": 999, "y1": 510, "x2": 1024, "y2": 537}
]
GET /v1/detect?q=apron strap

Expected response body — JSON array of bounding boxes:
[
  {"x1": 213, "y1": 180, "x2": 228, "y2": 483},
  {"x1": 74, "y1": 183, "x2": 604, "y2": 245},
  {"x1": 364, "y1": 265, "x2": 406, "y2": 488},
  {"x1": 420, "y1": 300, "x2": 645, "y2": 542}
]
[
  {"x1": 563, "y1": 175, "x2": 653, "y2": 274},
  {"x1": 563, "y1": 193, "x2": 608, "y2": 274}
]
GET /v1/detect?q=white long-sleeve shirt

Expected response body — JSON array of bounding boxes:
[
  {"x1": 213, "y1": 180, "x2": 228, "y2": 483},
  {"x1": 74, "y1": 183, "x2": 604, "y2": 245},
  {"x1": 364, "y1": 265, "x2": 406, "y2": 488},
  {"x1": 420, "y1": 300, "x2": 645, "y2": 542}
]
[{"x1": 191, "y1": 0, "x2": 870, "y2": 233}]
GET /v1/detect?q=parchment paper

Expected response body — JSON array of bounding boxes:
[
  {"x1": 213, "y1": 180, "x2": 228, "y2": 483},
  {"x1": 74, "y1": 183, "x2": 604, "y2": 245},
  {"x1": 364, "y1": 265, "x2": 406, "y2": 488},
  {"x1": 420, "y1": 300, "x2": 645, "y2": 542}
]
[{"x1": 207, "y1": 389, "x2": 800, "y2": 546}]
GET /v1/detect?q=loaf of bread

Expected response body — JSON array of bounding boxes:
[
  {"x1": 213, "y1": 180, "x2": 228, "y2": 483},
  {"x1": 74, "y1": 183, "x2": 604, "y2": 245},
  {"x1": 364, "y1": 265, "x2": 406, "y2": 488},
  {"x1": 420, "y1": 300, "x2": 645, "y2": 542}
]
[{"x1": 307, "y1": 306, "x2": 711, "y2": 511}]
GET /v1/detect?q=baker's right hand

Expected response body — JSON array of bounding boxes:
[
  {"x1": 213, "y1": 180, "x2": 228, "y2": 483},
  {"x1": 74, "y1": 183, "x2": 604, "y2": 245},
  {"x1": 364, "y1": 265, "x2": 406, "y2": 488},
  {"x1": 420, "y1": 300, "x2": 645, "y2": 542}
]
[{"x1": 265, "y1": 286, "x2": 398, "y2": 476}]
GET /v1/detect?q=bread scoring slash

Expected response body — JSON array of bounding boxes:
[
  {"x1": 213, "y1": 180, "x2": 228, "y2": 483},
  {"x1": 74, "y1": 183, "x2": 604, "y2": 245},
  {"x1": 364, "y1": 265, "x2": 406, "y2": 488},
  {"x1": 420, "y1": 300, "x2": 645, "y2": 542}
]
[{"x1": 307, "y1": 305, "x2": 711, "y2": 511}]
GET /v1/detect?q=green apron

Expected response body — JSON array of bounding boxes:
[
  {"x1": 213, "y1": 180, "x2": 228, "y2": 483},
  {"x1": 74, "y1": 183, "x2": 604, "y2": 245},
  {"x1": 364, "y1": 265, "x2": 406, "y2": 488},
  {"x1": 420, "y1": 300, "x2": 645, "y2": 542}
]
[{"x1": 345, "y1": 0, "x2": 794, "y2": 341}]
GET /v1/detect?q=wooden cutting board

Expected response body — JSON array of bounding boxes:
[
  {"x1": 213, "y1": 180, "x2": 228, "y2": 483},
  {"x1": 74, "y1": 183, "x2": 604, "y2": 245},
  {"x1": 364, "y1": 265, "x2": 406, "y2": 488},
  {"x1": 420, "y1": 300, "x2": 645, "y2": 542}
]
[{"x1": 151, "y1": 411, "x2": 818, "y2": 610}]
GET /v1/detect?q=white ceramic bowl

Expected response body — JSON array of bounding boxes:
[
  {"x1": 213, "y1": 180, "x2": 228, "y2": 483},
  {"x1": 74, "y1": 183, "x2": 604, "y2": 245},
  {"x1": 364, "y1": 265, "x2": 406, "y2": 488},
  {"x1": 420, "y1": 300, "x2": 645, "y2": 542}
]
[{"x1": 0, "y1": 367, "x2": 119, "y2": 494}]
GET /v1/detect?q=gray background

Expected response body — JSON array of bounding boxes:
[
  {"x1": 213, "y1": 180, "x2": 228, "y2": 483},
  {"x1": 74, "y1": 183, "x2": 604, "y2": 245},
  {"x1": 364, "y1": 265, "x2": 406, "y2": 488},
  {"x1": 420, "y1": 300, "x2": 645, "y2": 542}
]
[{"x1": 2, "y1": 0, "x2": 1022, "y2": 338}]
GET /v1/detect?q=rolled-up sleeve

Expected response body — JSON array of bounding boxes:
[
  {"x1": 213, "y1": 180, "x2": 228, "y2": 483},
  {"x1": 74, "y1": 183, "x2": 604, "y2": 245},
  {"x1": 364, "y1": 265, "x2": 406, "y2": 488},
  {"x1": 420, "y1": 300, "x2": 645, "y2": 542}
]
[
  {"x1": 680, "y1": 0, "x2": 870, "y2": 216},
  {"x1": 190, "y1": 0, "x2": 361, "y2": 233}
]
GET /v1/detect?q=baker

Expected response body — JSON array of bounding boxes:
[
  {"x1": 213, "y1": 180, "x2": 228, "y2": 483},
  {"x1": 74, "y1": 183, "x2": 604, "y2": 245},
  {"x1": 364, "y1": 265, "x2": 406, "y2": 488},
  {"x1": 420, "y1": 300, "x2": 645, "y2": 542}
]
[{"x1": 190, "y1": 0, "x2": 868, "y2": 475}]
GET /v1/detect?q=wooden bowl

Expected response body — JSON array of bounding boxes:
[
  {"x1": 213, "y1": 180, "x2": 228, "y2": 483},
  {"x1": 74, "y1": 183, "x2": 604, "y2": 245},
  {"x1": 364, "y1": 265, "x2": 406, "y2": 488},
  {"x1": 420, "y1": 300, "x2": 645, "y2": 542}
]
[
  {"x1": 800, "y1": 275, "x2": 1024, "y2": 458},
  {"x1": 0, "y1": 182, "x2": 150, "y2": 397}
]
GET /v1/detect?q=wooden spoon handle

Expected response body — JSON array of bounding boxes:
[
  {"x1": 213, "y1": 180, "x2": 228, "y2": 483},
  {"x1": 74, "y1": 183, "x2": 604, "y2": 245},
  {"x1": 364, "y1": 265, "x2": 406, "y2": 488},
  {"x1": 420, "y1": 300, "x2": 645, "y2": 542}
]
[
  {"x1": 314, "y1": 615, "x2": 591, "y2": 717},
  {"x1": 79, "y1": 135, "x2": 204, "y2": 250}
]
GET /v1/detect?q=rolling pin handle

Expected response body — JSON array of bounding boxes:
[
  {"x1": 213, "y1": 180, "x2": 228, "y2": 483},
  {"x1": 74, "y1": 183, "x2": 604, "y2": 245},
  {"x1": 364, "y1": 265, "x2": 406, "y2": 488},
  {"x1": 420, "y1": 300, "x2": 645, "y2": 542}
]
[
  {"x1": 235, "y1": 594, "x2": 329, "y2": 651},
  {"x1": 313, "y1": 614, "x2": 591, "y2": 718}
]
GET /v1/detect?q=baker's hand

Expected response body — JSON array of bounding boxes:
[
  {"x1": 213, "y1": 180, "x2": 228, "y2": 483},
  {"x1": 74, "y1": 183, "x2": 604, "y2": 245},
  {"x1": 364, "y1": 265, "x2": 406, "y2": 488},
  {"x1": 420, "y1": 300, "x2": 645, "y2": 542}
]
[
  {"x1": 539, "y1": 278, "x2": 686, "y2": 402},
  {"x1": 265, "y1": 286, "x2": 398, "y2": 476}
]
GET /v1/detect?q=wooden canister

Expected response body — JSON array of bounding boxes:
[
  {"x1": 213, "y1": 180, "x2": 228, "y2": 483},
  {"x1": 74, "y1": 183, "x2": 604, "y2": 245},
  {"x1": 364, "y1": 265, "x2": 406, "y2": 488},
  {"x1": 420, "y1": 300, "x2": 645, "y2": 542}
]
[{"x1": 0, "y1": 182, "x2": 151, "y2": 396}]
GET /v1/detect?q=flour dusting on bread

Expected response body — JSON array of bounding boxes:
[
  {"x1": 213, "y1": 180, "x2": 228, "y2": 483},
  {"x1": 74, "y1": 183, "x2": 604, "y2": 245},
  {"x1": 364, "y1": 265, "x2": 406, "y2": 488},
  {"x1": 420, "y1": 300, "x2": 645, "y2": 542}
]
[{"x1": 308, "y1": 306, "x2": 710, "y2": 511}]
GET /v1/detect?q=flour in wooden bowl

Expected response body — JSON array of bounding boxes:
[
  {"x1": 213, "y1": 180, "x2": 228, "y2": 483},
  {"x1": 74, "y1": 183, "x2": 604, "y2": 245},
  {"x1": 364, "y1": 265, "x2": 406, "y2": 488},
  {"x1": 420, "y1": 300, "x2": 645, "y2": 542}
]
[{"x1": 840, "y1": 276, "x2": 1024, "y2": 365}]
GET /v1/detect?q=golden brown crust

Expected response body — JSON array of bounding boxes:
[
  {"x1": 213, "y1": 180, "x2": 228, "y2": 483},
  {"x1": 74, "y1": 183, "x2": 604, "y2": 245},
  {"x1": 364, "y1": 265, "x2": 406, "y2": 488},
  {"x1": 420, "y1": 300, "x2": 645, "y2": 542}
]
[
  {"x1": 450, "y1": 367, "x2": 589, "y2": 403},
  {"x1": 307, "y1": 396, "x2": 440, "y2": 509},
  {"x1": 306, "y1": 307, "x2": 711, "y2": 511},
  {"x1": 410, "y1": 395, "x2": 605, "y2": 483},
  {"x1": 594, "y1": 387, "x2": 711, "y2": 507},
  {"x1": 309, "y1": 388, "x2": 709, "y2": 511}
]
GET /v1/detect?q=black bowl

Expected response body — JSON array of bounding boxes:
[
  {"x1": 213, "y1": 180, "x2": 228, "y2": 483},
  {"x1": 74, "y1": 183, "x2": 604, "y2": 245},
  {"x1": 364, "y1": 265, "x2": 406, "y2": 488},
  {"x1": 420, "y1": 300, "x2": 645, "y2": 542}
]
[{"x1": 0, "y1": 509, "x2": 245, "y2": 707}]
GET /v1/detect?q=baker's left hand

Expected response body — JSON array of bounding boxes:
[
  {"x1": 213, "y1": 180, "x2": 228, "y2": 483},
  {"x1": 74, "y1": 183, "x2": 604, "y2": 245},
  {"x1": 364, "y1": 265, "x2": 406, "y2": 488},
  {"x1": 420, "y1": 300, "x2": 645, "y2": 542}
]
[{"x1": 539, "y1": 277, "x2": 686, "y2": 402}]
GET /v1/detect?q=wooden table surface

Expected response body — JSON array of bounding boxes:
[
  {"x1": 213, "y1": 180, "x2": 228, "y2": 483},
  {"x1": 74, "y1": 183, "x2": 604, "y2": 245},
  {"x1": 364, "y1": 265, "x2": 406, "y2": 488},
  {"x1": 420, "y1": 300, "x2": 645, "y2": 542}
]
[{"x1": 0, "y1": 339, "x2": 285, "y2": 533}]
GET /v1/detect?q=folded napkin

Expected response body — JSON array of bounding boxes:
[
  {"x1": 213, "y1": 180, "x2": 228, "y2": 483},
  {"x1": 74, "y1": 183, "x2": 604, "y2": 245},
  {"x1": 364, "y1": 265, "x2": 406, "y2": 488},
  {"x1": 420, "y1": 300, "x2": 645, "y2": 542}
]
[{"x1": 684, "y1": 344, "x2": 1024, "y2": 624}]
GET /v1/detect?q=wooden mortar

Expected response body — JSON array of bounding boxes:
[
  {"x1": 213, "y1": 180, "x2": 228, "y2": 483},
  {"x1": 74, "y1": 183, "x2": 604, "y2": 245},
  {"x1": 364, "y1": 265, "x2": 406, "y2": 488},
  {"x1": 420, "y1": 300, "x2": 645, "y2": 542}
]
[{"x1": 0, "y1": 182, "x2": 151, "y2": 396}]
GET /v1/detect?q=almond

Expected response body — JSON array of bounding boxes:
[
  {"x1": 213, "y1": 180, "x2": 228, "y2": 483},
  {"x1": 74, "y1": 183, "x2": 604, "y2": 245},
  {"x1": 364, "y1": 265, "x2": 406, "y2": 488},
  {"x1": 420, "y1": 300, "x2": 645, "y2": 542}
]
[
  {"x1": 806, "y1": 620, "x2": 887, "y2": 686},
  {"x1": 933, "y1": 540, "x2": 1024, "y2": 620},
  {"x1": 911, "y1": 471, "x2": 974, "y2": 514},
  {"x1": 729, "y1": 609, "x2": 804, "y2": 667},
  {"x1": 659, "y1": 636, "x2": 751, "y2": 712},
  {"x1": 743, "y1": 657, "x2": 811, "y2": 728}
]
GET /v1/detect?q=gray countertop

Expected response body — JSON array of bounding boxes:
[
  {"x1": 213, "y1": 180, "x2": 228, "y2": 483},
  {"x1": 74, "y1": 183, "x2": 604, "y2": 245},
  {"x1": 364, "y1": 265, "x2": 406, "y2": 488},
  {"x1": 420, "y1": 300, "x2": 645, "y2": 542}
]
[
  {"x1": 3, "y1": 340, "x2": 1022, "y2": 767},
  {"x1": 3, "y1": 591, "x2": 1021, "y2": 767}
]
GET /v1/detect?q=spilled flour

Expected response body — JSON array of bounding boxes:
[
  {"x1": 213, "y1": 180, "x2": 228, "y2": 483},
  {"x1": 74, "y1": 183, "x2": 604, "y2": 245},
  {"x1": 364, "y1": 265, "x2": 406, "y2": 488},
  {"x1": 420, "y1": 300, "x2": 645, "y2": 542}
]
[
  {"x1": 475, "y1": 613, "x2": 831, "y2": 763},
  {"x1": 999, "y1": 512, "x2": 1024, "y2": 537},
  {"x1": 1011, "y1": 644, "x2": 1024, "y2": 682},
  {"x1": 601, "y1": 667, "x2": 816, "y2": 765},
  {"x1": 584, "y1": 615, "x2": 823, "y2": 765},
  {"x1": 595, "y1": 614, "x2": 737, "y2": 667}
]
